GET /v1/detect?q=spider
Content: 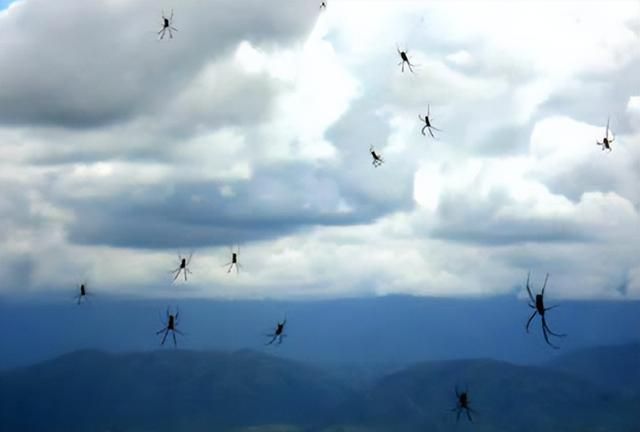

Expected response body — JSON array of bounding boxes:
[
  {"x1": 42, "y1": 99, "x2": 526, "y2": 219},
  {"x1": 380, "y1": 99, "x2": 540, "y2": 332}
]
[
  {"x1": 170, "y1": 252, "x2": 193, "y2": 282},
  {"x1": 397, "y1": 45, "x2": 417, "y2": 73},
  {"x1": 74, "y1": 282, "x2": 90, "y2": 305},
  {"x1": 320, "y1": 1, "x2": 327, "y2": 9},
  {"x1": 525, "y1": 272, "x2": 566, "y2": 349},
  {"x1": 224, "y1": 246, "x2": 243, "y2": 274},
  {"x1": 266, "y1": 317, "x2": 287, "y2": 345},
  {"x1": 419, "y1": 105, "x2": 442, "y2": 138},
  {"x1": 156, "y1": 307, "x2": 183, "y2": 347},
  {"x1": 369, "y1": 145, "x2": 384, "y2": 167},
  {"x1": 158, "y1": 9, "x2": 178, "y2": 40},
  {"x1": 452, "y1": 386, "x2": 476, "y2": 422},
  {"x1": 596, "y1": 117, "x2": 614, "y2": 152}
]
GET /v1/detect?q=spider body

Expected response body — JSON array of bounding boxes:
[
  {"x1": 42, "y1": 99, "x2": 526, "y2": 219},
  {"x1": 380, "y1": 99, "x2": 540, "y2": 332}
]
[
  {"x1": 266, "y1": 318, "x2": 287, "y2": 345},
  {"x1": 525, "y1": 272, "x2": 566, "y2": 349},
  {"x1": 397, "y1": 46, "x2": 417, "y2": 73},
  {"x1": 369, "y1": 145, "x2": 383, "y2": 167}
]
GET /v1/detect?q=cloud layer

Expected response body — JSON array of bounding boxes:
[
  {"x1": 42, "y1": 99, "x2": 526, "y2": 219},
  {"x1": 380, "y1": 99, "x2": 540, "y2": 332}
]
[{"x1": 1, "y1": 0, "x2": 639, "y2": 300}]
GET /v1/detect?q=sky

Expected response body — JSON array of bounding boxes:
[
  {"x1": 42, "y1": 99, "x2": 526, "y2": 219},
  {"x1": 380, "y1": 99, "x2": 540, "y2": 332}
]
[{"x1": 1, "y1": 0, "x2": 640, "y2": 301}]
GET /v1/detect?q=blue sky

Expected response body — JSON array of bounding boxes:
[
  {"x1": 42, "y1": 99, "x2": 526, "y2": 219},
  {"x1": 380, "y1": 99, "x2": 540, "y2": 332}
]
[
  {"x1": 0, "y1": 0, "x2": 639, "y2": 300},
  {"x1": 0, "y1": 0, "x2": 13, "y2": 10}
]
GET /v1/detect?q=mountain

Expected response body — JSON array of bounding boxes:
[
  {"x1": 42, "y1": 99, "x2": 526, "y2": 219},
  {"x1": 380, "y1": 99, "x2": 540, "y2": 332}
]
[
  {"x1": 0, "y1": 345, "x2": 638, "y2": 432},
  {"x1": 353, "y1": 358, "x2": 639, "y2": 431},
  {"x1": 546, "y1": 342, "x2": 640, "y2": 396},
  {"x1": 0, "y1": 349, "x2": 356, "y2": 432}
]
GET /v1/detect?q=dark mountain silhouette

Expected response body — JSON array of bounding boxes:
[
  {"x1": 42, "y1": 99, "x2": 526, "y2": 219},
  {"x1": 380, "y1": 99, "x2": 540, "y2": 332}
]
[
  {"x1": 546, "y1": 342, "x2": 640, "y2": 396},
  {"x1": 0, "y1": 344, "x2": 638, "y2": 431}
]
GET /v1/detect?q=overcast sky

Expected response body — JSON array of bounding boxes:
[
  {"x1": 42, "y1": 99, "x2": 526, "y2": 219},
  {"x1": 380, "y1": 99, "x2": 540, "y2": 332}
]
[{"x1": 1, "y1": 0, "x2": 639, "y2": 300}]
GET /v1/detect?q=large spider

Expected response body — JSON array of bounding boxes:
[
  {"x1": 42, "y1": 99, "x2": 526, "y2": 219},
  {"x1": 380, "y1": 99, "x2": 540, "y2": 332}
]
[
  {"x1": 170, "y1": 252, "x2": 193, "y2": 282},
  {"x1": 397, "y1": 45, "x2": 417, "y2": 73},
  {"x1": 369, "y1": 145, "x2": 384, "y2": 167},
  {"x1": 74, "y1": 282, "x2": 90, "y2": 305},
  {"x1": 419, "y1": 105, "x2": 441, "y2": 138},
  {"x1": 452, "y1": 386, "x2": 475, "y2": 422},
  {"x1": 266, "y1": 317, "x2": 287, "y2": 345},
  {"x1": 596, "y1": 117, "x2": 614, "y2": 152},
  {"x1": 525, "y1": 272, "x2": 566, "y2": 349},
  {"x1": 156, "y1": 307, "x2": 183, "y2": 347},
  {"x1": 158, "y1": 9, "x2": 178, "y2": 40},
  {"x1": 224, "y1": 246, "x2": 243, "y2": 274}
]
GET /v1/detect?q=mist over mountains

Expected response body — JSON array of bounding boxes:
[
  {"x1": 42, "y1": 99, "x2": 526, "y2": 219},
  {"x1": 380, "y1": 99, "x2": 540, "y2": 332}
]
[{"x1": 2, "y1": 295, "x2": 639, "y2": 370}]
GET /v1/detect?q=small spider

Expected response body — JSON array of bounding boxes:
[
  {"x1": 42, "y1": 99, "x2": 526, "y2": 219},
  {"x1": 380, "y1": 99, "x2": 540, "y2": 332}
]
[
  {"x1": 158, "y1": 9, "x2": 178, "y2": 40},
  {"x1": 320, "y1": 1, "x2": 327, "y2": 9},
  {"x1": 266, "y1": 317, "x2": 287, "y2": 345},
  {"x1": 525, "y1": 272, "x2": 566, "y2": 349},
  {"x1": 369, "y1": 145, "x2": 384, "y2": 167},
  {"x1": 170, "y1": 252, "x2": 193, "y2": 282},
  {"x1": 223, "y1": 246, "x2": 243, "y2": 274},
  {"x1": 452, "y1": 386, "x2": 476, "y2": 422},
  {"x1": 397, "y1": 45, "x2": 417, "y2": 73},
  {"x1": 74, "y1": 282, "x2": 90, "y2": 305},
  {"x1": 596, "y1": 117, "x2": 614, "y2": 152},
  {"x1": 419, "y1": 105, "x2": 442, "y2": 138},
  {"x1": 156, "y1": 307, "x2": 183, "y2": 347}
]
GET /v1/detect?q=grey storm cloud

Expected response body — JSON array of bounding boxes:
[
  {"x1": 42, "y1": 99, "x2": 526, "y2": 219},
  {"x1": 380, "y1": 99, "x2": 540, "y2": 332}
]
[{"x1": 0, "y1": 0, "x2": 318, "y2": 128}]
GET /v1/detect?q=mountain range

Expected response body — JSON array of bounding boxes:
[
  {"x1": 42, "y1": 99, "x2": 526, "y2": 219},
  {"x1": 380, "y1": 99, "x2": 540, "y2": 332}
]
[{"x1": 1, "y1": 343, "x2": 638, "y2": 431}]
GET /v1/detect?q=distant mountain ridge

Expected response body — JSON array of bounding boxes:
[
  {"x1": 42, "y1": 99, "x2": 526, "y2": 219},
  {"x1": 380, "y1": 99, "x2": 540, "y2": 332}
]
[{"x1": 0, "y1": 344, "x2": 638, "y2": 431}]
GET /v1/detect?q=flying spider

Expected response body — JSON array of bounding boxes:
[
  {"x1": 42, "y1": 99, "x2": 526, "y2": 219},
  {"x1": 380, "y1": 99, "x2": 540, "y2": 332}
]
[
  {"x1": 320, "y1": 1, "x2": 327, "y2": 9},
  {"x1": 419, "y1": 105, "x2": 442, "y2": 138},
  {"x1": 369, "y1": 145, "x2": 384, "y2": 167},
  {"x1": 156, "y1": 307, "x2": 183, "y2": 347},
  {"x1": 452, "y1": 386, "x2": 476, "y2": 422},
  {"x1": 224, "y1": 246, "x2": 243, "y2": 274},
  {"x1": 158, "y1": 9, "x2": 178, "y2": 40},
  {"x1": 525, "y1": 272, "x2": 566, "y2": 349},
  {"x1": 397, "y1": 45, "x2": 417, "y2": 73},
  {"x1": 74, "y1": 282, "x2": 90, "y2": 305},
  {"x1": 596, "y1": 117, "x2": 614, "y2": 152},
  {"x1": 170, "y1": 252, "x2": 193, "y2": 282},
  {"x1": 266, "y1": 317, "x2": 287, "y2": 345}
]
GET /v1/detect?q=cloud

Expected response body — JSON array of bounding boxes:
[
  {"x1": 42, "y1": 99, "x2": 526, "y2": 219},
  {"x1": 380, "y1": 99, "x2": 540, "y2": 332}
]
[{"x1": 1, "y1": 0, "x2": 640, "y2": 300}]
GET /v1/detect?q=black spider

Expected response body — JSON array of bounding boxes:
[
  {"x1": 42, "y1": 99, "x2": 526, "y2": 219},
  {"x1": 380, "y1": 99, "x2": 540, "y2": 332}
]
[
  {"x1": 397, "y1": 45, "x2": 418, "y2": 73},
  {"x1": 266, "y1": 317, "x2": 287, "y2": 345},
  {"x1": 452, "y1": 386, "x2": 476, "y2": 422},
  {"x1": 419, "y1": 104, "x2": 441, "y2": 138},
  {"x1": 525, "y1": 272, "x2": 566, "y2": 349},
  {"x1": 596, "y1": 117, "x2": 614, "y2": 152},
  {"x1": 158, "y1": 9, "x2": 178, "y2": 40},
  {"x1": 156, "y1": 307, "x2": 183, "y2": 347},
  {"x1": 170, "y1": 252, "x2": 193, "y2": 282}
]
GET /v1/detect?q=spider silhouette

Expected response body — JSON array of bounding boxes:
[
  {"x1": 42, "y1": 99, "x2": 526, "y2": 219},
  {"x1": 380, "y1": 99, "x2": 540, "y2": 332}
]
[
  {"x1": 156, "y1": 307, "x2": 183, "y2": 347},
  {"x1": 74, "y1": 282, "x2": 90, "y2": 305},
  {"x1": 369, "y1": 145, "x2": 384, "y2": 167},
  {"x1": 224, "y1": 246, "x2": 242, "y2": 274},
  {"x1": 397, "y1": 45, "x2": 417, "y2": 73},
  {"x1": 419, "y1": 105, "x2": 441, "y2": 138},
  {"x1": 596, "y1": 117, "x2": 614, "y2": 152},
  {"x1": 452, "y1": 386, "x2": 476, "y2": 422},
  {"x1": 170, "y1": 252, "x2": 193, "y2": 282},
  {"x1": 320, "y1": 1, "x2": 327, "y2": 9},
  {"x1": 525, "y1": 272, "x2": 566, "y2": 349},
  {"x1": 158, "y1": 9, "x2": 178, "y2": 40},
  {"x1": 266, "y1": 317, "x2": 287, "y2": 345}
]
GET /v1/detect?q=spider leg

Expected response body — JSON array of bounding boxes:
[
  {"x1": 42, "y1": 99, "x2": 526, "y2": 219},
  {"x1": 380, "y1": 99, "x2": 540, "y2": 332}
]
[
  {"x1": 466, "y1": 407, "x2": 473, "y2": 422},
  {"x1": 236, "y1": 263, "x2": 240, "y2": 274},
  {"x1": 161, "y1": 329, "x2": 169, "y2": 345},
  {"x1": 541, "y1": 273, "x2": 549, "y2": 296},
  {"x1": 525, "y1": 310, "x2": 537, "y2": 333},
  {"x1": 528, "y1": 303, "x2": 535, "y2": 309},
  {"x1": 183, "y1": 268, "x2": 187, "y2": 281},
  {"x1": 541, "y1": 321, "x2": 560, "y2": 349},
  {"x1": 456, "y1": 408, "x2": 461, "y2": 422},
  {"x1": 265, "y1": 334, "x2": 277, "y2": 345},
  {"x1": 170, "y1": 26, "x2": 178, "y2": 31},
  {"x1": 174, "y1": 328, "x2": 185, "y2": 336},
  {"x1": 418, "y1": 114, "x2": 424, "y2": 122},
  {"x1": 544, "y1": 305, "x2": 559, "y2": 311},
  {"x1": 168, "y1": 28, "x2": 173, "y2": 39},
  {"x1": 428, "y1": 127, "x2": 435, "y2": 138},
  {"x1": 156, "y1": 327, "x2": 167, "y2": 334},
  {"x1": 407, "y1": 63, "x2": 414, "y2": 73},
  {"x1": 421, "y1": 125, "x2": 427, "y2": 136},
  {"x1": 542, "y1": 316, "x2": 565, "y2": 337},
  {"x1": 526, "y1": 272, "x2": 535, "y2": 303},
  {"x1": 172, "y1": 331, "x2": 177, "y2": 347}
]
